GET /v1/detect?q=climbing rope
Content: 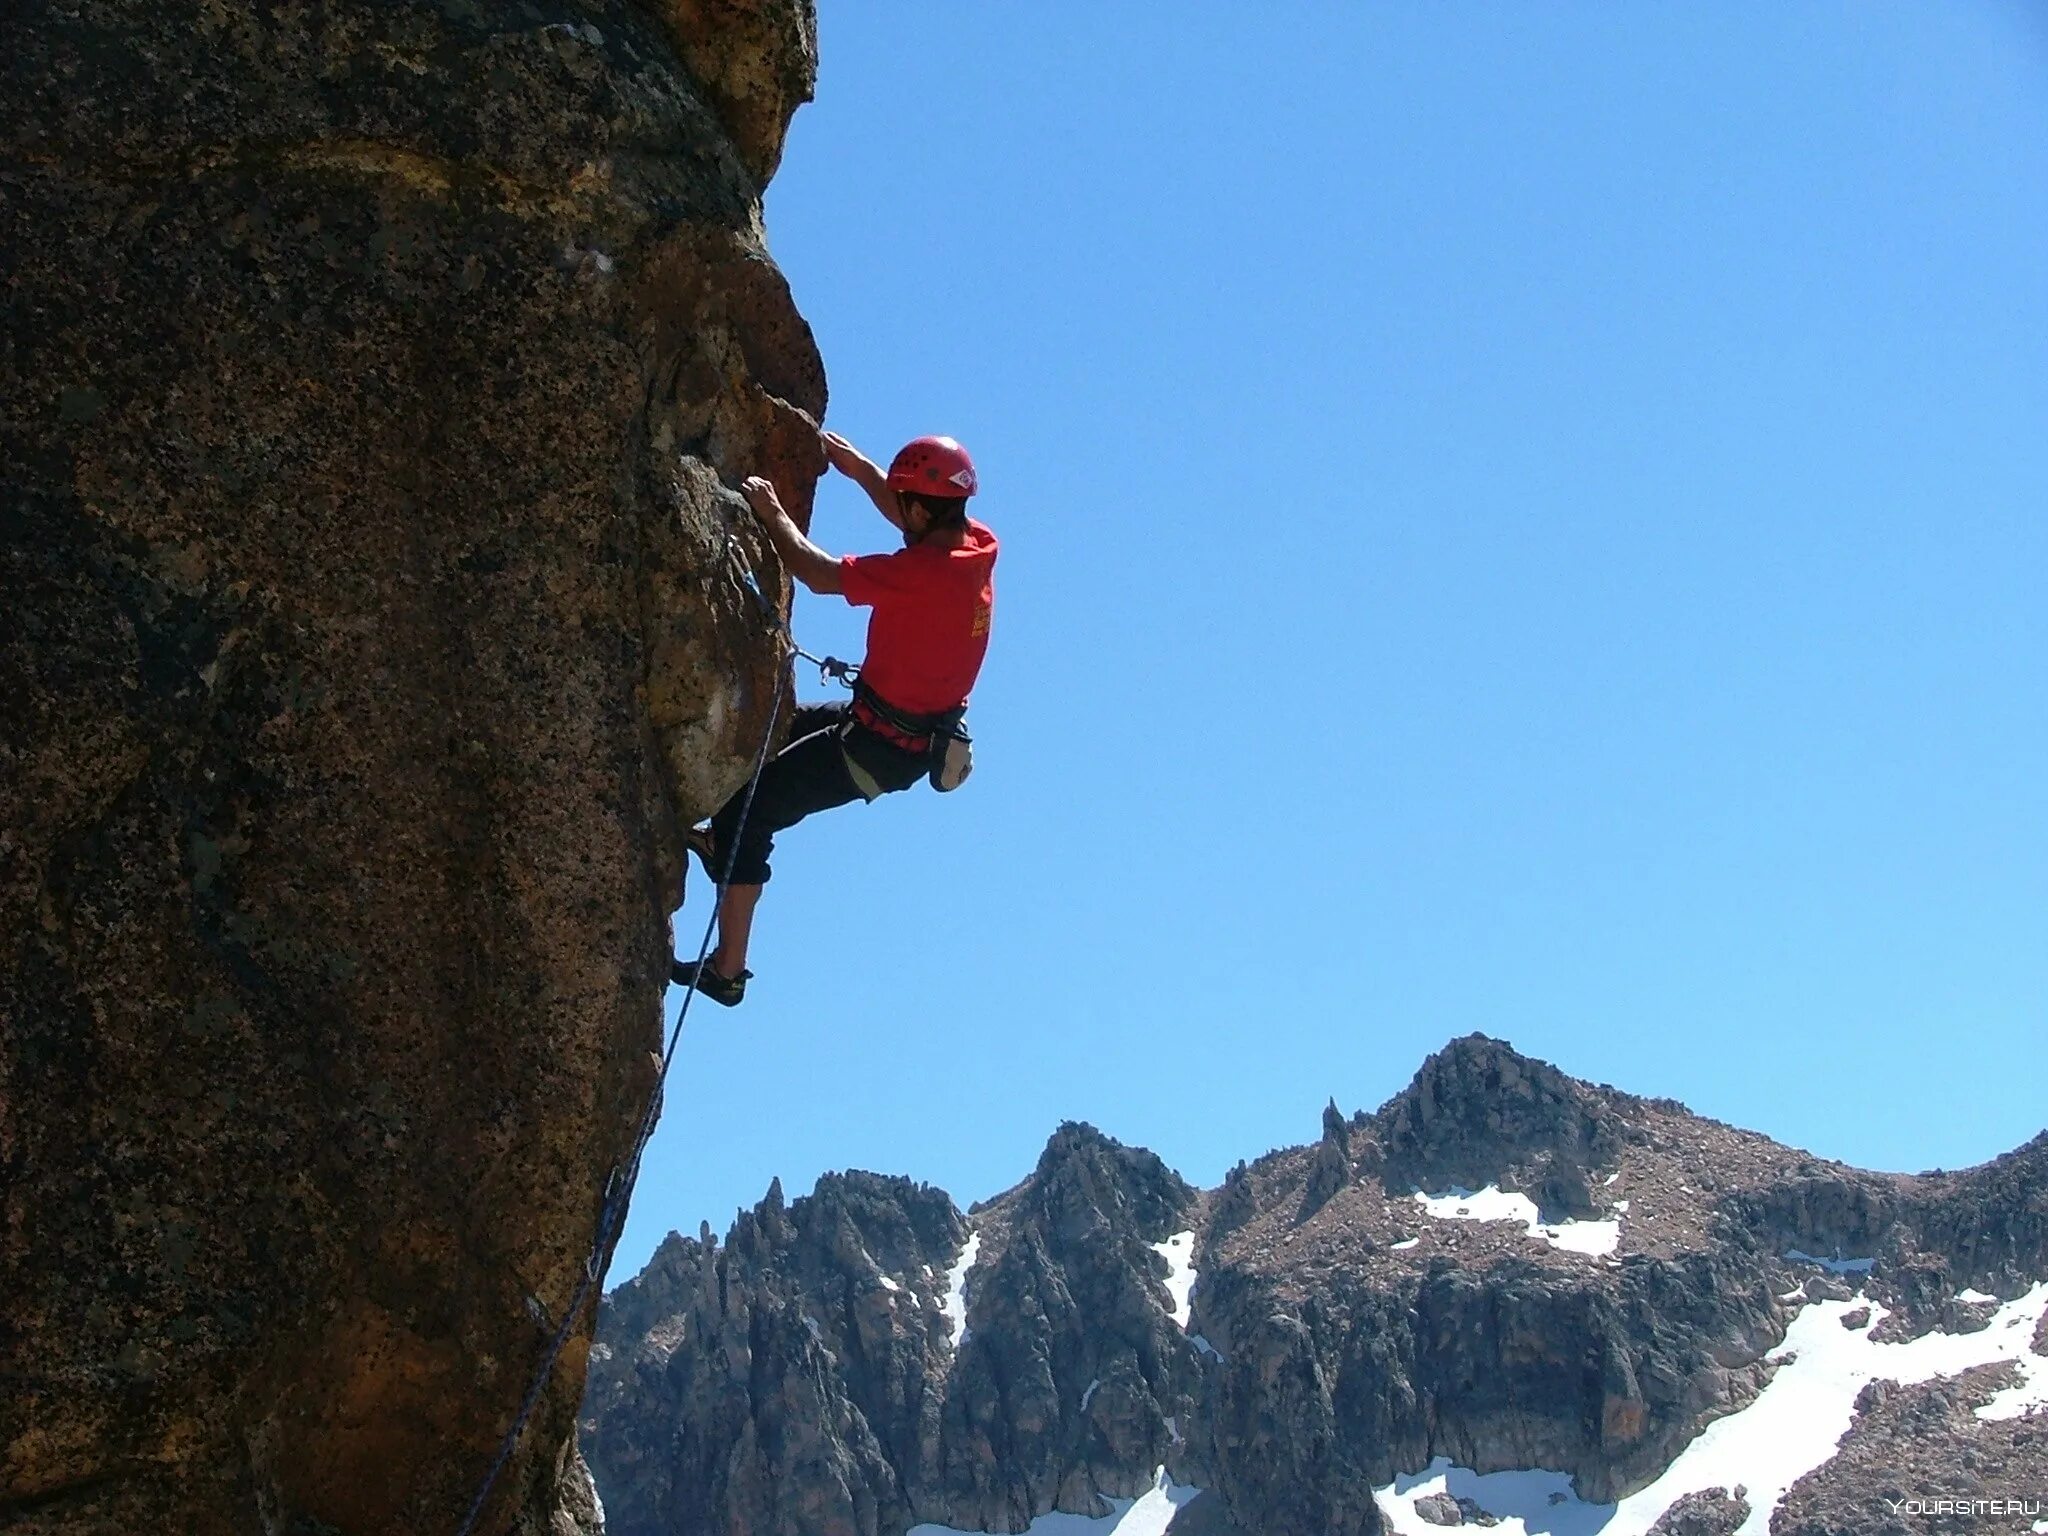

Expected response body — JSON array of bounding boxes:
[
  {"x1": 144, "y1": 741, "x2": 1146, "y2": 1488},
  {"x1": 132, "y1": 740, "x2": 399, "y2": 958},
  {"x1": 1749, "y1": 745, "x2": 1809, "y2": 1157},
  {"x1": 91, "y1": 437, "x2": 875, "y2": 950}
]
[{"x1": 451, "y1": 655, "x2": 792, "y2": 1536}]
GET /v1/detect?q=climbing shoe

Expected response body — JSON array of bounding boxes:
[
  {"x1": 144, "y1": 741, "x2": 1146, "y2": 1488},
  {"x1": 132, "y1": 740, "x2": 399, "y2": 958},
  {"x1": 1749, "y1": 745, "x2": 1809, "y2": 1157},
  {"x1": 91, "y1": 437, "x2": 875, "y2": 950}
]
[{"x1": 671, "y1": 955, "x2": 749, "y2": 1007}]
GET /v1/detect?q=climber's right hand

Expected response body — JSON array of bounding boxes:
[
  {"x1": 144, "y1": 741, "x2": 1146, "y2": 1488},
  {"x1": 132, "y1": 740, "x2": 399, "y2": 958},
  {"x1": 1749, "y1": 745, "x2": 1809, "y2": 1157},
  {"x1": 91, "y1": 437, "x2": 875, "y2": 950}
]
[{"x1": 820, "y1": 429, "x2": 902, "y2": 531}]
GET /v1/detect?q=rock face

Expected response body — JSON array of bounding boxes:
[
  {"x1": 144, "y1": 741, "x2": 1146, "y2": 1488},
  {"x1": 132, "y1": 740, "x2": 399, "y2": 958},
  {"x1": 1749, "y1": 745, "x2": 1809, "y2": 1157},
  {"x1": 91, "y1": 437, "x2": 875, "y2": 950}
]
[
  {"x1": 585, "y1": 1173, "x2": 967, "y2": 1536},
  {"x1": 1, "y1": 2, "x2": 822, "y2": 1532},
  {"x1": 583, "y1": 1128, "x2": 1204, "y2": 1535},
  {"x1": 585, "y1": 1036, "x2": 2048, "y2": 1536},
  {"x1": 1777, "y1": 1368, "x2": 2048, "y2": 1531},
  {"x1": 1774, "y1": 1366, "x2": 2048, "y2": 1534}
]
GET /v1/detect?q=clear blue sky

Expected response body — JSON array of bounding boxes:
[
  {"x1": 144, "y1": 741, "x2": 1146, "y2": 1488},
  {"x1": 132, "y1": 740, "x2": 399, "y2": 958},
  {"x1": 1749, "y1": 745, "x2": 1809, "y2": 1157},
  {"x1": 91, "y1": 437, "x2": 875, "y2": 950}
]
[{"x1": 614, "y1": 4, "x2": 2046, "y2": 1279}]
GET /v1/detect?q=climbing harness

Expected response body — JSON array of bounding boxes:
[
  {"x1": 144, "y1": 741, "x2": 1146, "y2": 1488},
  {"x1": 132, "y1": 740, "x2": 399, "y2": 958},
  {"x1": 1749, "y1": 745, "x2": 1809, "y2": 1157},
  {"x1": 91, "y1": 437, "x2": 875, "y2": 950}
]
[
  {"x1": 850, "y1": 679, "x2": 973, "y2": 792},
  {"x1": 450, "y1": 660, "x2": 790, "y2": 1536}
]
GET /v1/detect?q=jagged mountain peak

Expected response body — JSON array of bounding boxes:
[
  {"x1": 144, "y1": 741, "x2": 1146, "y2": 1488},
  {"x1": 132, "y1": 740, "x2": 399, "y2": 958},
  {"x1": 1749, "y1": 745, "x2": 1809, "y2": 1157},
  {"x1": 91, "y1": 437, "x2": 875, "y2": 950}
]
[
  {"x1": 1371, "y1": 1033, "x2": 1626, "y2": 1199},
  {"x1": 716, "y1": 1167, "x2": 968, "y2": 1289},
  {"x1": 1004, "y1": 1119, "x2": 1199, "y2": 1250},
  {"x1": 1320, "y1": 1096, "x2": 1363, "y2": 1150},
  {"x1": 588, "y1": 1125, "x2": 1210, "y2": 1536}
]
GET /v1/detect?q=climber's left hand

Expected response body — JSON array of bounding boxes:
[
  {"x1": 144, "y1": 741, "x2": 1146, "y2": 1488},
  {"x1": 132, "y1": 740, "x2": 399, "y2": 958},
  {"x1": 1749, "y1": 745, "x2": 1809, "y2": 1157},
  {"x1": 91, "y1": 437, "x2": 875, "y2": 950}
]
[{"x1": 741, "y1": 476, "x2": 786, "y2": 524}]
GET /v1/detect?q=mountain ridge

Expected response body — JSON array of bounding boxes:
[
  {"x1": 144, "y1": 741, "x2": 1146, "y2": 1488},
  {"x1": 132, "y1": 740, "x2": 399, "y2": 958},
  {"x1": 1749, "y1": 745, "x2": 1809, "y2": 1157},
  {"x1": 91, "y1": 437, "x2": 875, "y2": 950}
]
[{"x1": 583, "y1": 1034, "x2": 2048, "y2": 1535}]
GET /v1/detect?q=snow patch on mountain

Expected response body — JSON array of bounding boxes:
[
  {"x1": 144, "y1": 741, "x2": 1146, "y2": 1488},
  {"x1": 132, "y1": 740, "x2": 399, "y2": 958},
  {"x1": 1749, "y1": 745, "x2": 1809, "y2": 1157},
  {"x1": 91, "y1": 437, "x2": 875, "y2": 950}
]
[
  {"x1": 1151, "y1": 1230, "x2": 1196, "y2": 1329},
  {"x1": 1977, "y1": 1303, "x2": 2048, "y2": 1422},
  {"x1": 1376, "y1": 1461, "x2": 1592, "y2": 1536},
  {"x1": 908, "y1": 1468, "x2": 1201, "y2": 1536},
  {"x1": 944, "y1": 1232, "x2": 981, "y2": 1348},
  {"x1": 1374, "y1": 1283, "x2": 2048, "y2": 1536},
  {"x1": 1412, "y1": 1186, "x2": 1622, "y2": 1257}
]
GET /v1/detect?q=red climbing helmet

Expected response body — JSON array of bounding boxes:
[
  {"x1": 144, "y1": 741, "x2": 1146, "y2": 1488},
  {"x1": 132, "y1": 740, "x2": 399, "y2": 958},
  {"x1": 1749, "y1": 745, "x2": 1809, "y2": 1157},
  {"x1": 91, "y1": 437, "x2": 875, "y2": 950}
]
[{"x1": 886, "y1": 436, "x2": 978, "y2": 498}]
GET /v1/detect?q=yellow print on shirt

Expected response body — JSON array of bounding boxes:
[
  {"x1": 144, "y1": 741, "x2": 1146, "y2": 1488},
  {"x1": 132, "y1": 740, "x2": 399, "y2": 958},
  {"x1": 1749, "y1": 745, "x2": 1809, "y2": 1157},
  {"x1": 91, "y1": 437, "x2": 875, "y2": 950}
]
[{"x1": 971, "y1": 600, "x2": 992, "y2": 639}]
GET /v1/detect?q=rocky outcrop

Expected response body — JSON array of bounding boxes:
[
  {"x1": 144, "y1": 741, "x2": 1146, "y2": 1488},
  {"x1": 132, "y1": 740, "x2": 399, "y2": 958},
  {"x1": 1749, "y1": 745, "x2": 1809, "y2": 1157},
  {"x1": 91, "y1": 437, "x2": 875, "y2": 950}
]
[
  {"x1": 2, "y1": 1, "x2": 823, "y2": 1532},
  {"x1": 1190, "y1": 1241, "x2": 1779, "y2": 1530},
  {"x1": 583, "y1": 1127, "x2": 1205, "y2": 1536},
  {"x1": 1191, "y1": 1039, "x2": 2048, "y2": 1529},
  {"x1": 944, "y1": 1126, "x2": 1203, "y2": 1530},
  {"x1": 1377, "y1": 1032, "x2": 1622, "y2": 1216},
  {"x1": 586, "y1": 1036, "x2": 2048, "y2": 1536},
  {"x1": 1647, "y1": 1487, "x2": 1751, "y2": 1536},
  {"x1": 1772, "y1": 1367, "x2": 2048, "y2": 1535},
  {"x1": 1729, "y1": 1131, "x2": 2048, "y2": 1339},
  {"x1": 584, "y1": 1173, "x2": 968, "y2": 1536}
]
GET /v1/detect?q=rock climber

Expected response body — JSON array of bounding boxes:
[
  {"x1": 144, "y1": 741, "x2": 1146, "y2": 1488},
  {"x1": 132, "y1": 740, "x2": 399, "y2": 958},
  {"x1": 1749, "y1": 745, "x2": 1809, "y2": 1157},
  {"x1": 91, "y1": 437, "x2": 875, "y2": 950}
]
[{"x1": 672, "y1": 430, "x2": 997, "y2": 1006}]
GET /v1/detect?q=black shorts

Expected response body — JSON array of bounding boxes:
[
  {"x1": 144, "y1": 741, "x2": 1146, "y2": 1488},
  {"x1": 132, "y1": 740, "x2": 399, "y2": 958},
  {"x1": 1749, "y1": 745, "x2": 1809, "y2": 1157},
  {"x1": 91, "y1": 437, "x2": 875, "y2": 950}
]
[{"x1": 708, "y1": 701, "x2": 929, "y2": 886}]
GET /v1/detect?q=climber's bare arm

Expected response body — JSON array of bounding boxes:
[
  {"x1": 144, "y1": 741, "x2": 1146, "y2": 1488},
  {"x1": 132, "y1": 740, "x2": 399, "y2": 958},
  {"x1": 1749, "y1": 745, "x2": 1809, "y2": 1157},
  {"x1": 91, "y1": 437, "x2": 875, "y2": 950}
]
[
  {"x1": 821, "y1": 429, "x2": 906, "y2": 531},
  {"x1": 742, "y1": 476, "x2": 843, "y2": 595}
]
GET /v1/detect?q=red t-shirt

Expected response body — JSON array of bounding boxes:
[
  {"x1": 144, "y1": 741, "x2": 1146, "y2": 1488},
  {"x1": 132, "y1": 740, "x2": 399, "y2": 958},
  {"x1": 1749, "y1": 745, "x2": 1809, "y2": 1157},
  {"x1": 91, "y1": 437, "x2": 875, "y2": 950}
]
[{"x1": 839, "y1": 518, "x2": 997, "y2": 716}]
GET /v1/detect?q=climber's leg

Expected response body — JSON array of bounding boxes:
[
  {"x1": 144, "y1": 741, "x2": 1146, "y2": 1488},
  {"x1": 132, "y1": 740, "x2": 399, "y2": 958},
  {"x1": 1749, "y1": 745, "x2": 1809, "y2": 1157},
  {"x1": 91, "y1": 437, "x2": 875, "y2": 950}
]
[
  {"x1": 675, "y1": 707, "x2": 864, "y2": 1002},
  {"x1": 677, "y1": 703, "x2": 931, "y2": 1004},
  {"x1": 709, "y1": 724, "x2": 929, "y2": 981},
  {"x1": 709, "y1": 881, "x2": 762, "y2": 980},
  {"x1": 672, "y1": 879, "x2": 760, "y2": 1006},
  {"x1": 707, "y1": 704, "x2": 863, "y2": 889}
]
